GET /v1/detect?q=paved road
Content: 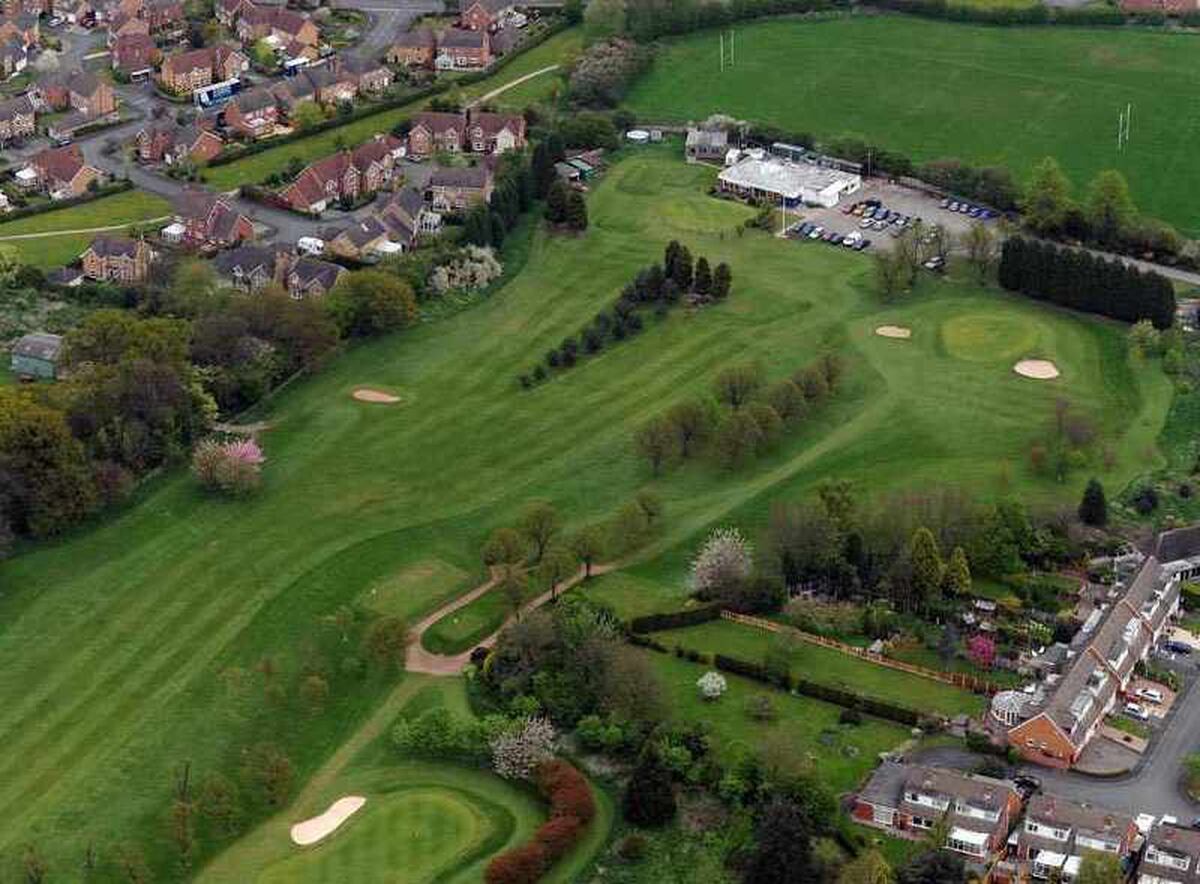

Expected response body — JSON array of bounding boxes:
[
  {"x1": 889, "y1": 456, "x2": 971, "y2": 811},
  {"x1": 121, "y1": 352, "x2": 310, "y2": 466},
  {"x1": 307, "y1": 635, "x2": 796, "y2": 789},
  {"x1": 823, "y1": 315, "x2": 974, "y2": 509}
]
[{"x1": 337, "y1": 0, "x2": 444, "y2": 63}]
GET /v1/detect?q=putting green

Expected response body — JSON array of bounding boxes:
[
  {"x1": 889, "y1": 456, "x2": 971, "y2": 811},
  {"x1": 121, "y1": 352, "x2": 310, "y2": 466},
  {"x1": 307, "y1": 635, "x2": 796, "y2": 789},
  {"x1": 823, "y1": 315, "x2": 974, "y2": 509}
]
[
  {"x1": 361, "y1": 559, "x2": 474, "y2": 619},
  {"x1": 258, "y1": 785, "x2": 514, "y2": 884},
  {"x1": 940, "y1": 312, "x2": 1042, "y2": 364}
]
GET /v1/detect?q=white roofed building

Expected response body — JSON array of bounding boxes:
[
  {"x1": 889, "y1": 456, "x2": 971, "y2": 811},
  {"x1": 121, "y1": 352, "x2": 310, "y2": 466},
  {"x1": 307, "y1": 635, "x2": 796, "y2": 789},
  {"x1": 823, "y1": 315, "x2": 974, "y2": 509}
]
[{"x1": 717, "y1": 154, "x2": 861, "y2": 208}]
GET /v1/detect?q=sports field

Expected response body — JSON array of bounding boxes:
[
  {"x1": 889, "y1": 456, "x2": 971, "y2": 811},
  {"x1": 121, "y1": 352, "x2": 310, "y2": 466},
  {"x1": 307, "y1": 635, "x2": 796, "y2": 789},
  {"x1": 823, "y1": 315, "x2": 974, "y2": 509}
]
[
  {"x1": 0, "y1": 147, "x2": 1172, "y2": 874},
  {"x1": 625, "y1": 16, "x2": 1200, "y2": 234}
]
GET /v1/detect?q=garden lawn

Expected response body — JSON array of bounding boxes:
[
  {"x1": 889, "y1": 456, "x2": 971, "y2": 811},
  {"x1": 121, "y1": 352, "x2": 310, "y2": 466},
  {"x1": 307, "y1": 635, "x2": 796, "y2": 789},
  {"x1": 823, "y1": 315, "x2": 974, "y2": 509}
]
[
  {"x1": 203, "y1": 28, "x2": 582, "y2": 191},
  {"x1": 656, "y1": 620, "x2": 985, "y2": 717},
  {"x1": 625, "y1": 17, "x2": 1200, "y2": 234},
  {"x1": 0, "y1": 147, "x2": 1170, "y2": 875},
  {"x1": 0, "y1": 190, "x2": 171, "y2": 268},
  {"x1": 645, "y1": 651, "x2": 907, "y2": 793}
]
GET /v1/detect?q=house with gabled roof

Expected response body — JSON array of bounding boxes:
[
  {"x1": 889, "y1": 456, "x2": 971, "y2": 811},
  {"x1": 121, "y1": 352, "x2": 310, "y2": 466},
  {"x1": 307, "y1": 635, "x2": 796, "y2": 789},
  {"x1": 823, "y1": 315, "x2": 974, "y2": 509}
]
[
  {"x1": 429, "y1": 163, "x2": 493, "y2": 212},
  {"x1": 111, "y1": 32, "x2": 159, "y2": 76},
  {"x1": 166, "y1": 187, "x2": 254, "y2": 248},
  {"x1": 1141, "y1": 821, "x2": 1200, "y2": 884},
  {"x1": 435, "y1": 27, "x2": 489, "y2": 70},
  {"x1": 1006, "y1": 793, "x2": 1137, "y2": 881},
  {"x1": 407, "y1": 110, "x2": 466, "y2": 157},
  {"x1": 159, "y1": 44, "x2": 247, "y2": 94},
  {"x1": 234, "y1": 2, "x2": 319, "y2": 47},
  {"x1": 29, "y1": 144, "x2": 103, "y2": 198},
  {"x1": 135, "y1": 121, "x2": 223, "y2": 165},
  {"x1": 223, "y1": 86, "x2": 279, "y2": 139},
  {"x1": 80, "y1": 235, "x2": 155, "y2": 283},
  {"x1": 466, "y1": 110, "x2": 525, "y2": 154},
  {"x1": 322, "y1": 215, "x2": 389, "y2": 259},
  {"x1": 459, "y1": 0, "x2": 512, "y2": 32},
  {"x1": 279, "y1": 133, "x2": 404, "y2": 213},
  {"x1": 0, "y1": 36, "x2": 26, "y2": 77},
  {"x1": 386, "y1": 27, "x2": 435, "y2": 67},
  {"x1": 0, "y1": 93, "x2": 34, "y2": 144}
]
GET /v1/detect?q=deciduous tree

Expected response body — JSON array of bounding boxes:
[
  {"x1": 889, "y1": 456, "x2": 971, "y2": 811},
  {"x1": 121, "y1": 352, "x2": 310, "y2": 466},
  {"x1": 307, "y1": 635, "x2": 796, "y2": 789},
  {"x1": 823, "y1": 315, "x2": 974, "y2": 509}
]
[
  {"x1": 713, "y1": 362, "x2": 763, "y2": 411},
  {"x1": 1022, "y1": 156, "x2": 1074, "y2": 236},
  {"x1": 634, "y1": 415, "x2": 676, "y2": 475},
  {"x1": 519, "y1": 500, "x2": 561, "y2": 563}
]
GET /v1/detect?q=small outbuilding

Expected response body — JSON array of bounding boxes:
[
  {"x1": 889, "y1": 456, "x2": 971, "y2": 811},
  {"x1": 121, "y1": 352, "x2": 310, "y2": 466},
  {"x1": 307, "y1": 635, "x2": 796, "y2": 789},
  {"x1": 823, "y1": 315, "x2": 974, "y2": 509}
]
[
  {"x1": 685, "y1": 126, "x2": 728, "y2": 163},
  {"x1": 10, "y1": 332, "x2": 65, "y2": 380}
]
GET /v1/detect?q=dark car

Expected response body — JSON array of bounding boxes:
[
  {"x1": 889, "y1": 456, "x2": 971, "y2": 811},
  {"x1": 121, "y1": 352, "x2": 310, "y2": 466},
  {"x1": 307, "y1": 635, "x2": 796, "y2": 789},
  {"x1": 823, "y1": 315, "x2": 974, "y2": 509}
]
[
  {"x1": 855, "y1": 239, "x2": 870, "y2": 251},
  {"x1": 1167, "y1": 641, "x2": 1193, "y2": 655},
  {"x1": 1014, "y1": 774, "x2": 1042, "y2": 794}
]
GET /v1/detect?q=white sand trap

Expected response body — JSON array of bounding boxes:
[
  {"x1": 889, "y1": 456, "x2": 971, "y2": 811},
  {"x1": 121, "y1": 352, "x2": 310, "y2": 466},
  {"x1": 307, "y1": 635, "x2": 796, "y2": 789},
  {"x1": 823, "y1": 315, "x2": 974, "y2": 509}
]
[
  {"x1": 1013, "y1": 359, "x2": 1060, "y2": 380},
  {"x1": 875, "y1": 325, "x2": 912, "y2": 340},
  {"x1": 291, "y1": 796, "x2": 366, "y2": 846},
  {"x1": 352, "y1": 388, "x2": 401, "y2": 404}
]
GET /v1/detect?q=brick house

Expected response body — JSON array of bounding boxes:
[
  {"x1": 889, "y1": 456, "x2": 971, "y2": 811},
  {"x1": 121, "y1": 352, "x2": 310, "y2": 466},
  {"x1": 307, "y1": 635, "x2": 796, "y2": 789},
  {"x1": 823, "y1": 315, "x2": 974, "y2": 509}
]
[
  {"x1": 0, "y1": 37, "x2": 27, "y2": 77},
  {"x1": 279, "y1": 133, "x2": 404, "y2": 213},
  {"x1": 80, "y1": 235, "x2": 154, "y2": 283},
  {"x1": 0, "y1": 12, "x2": 39, "y2": 48},
  {"x1": 342, "y1": 56, "x2": 392, "y2": 94},
  {"x1": 1006, "y1": 550, "x2": 1181, "y2": 768},
  {"x1": 29, "y1": 144, "x2": 103, "y2": 198},
  {"x1": 283, "y1": 256, "x2": 344, "y2": 298},
  {"x1": 234, "y1": 3, "x2": 319, "y2": 47},
  {"x1": 159, "y1": 44, "x2": 247, "y2": 93},
  {"x1": 223, "y1": 86, "x2": 279, "y2": 139},
  {"x1": 213, "y1": 243, "x2": 344, "y2": 297},
  {"x1": 270, "y1": 74, "x2": 316, "y2": 114},
  {"x1": 407, "y1": 110, "x2": 466, "y2": 157},
  {"x1": 0, "y1": 94, "x2": 34, "y2": 144},
  {"x1": 1141, "y1": 822, "x2": 1200, "y2": 884},
  {"x1": 213, "y1": 242, "x2": 281, "y2": 291},
  {"x1": 1001, "y1": 794, "x2": 1137, "y2": 882},
  {"x1": 435, "y1": 27, "x2": 490, "y2": 70},
  {"x1": 167, "y1": 187, "x2": 254, "y2": 248},
  {"x1": 852, "y1": 763, "x2": 1022, "y2": 864},
  {"x1": 385, "y1": 27, "x2": 435, "y2": 67},
  {"x1": 135, "y1": 122, "x2": 222, "y2": 165},
  {"x1": 322, "y1": 215, "x2": 389, "y2": 259},
  {"x1": 459, "y1": 0, "x2": 512, "y2": 32},
  {"x1": 428, "y1": 163, "x2": 493, "y2": 212},
  {"x1": 117, "y1": 0, "x2": 183, "y2": 32},
  {"x1": 106, "y1": 12, "x2": 149, "y2": 45},
  {"x1": 214, "y1": 0, "x2": 250, "y2": 26},
  {"x1": 466, "y1": 110, "x2": 525, "y2": 154},
  {"x1": 41, "y1": 70, "x2": 117, "y2": 117},
  {"x1": 304, "y1": 64, "x2": 357, "y2": 107},
  {"x1": 110, "y1": 32, "x2": 159, "y2": 75},
  {"x1": 375, "y1": 184, "x2": 439, "y2": 250}
]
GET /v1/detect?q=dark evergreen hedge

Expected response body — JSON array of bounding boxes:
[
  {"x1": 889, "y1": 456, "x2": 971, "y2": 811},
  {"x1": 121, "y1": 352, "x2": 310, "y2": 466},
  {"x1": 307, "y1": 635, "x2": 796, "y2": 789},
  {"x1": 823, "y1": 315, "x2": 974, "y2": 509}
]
[
  {"x1": 998, "y1": 236, "x2": 1176, "y2": 329},
  {"x1": 629, "y1": 604, "x2": 723, "y2": 634}
]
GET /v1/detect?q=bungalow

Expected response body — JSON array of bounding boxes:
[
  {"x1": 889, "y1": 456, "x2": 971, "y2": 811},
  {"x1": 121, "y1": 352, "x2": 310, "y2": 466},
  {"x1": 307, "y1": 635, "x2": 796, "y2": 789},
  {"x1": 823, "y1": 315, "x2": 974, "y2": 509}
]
[
  {"x1": 223, "y1": 86, "x2": 279, "y2": 139},
  {"x1": 111, "y1": 32, "x2": 159, "y2": 76},
  {"x1": 80, "y1": 235, "x2": 155, "y2": 283},
  {"x1": 459, "y1": 0, "x2": 512, "y2": 32},
  {"x1": 279, "y1": 133, "x2": 404, "y2": 213},
  {"x1": 0, "y1": 94, "x2": 34, "y2": 144},
  {"x1": 852, "y1": 763, "x2": 1021, "y2": 864},
  {"x1": 385, "y1": 27, "x2": 435, "y2": 67},
  {"x1": 167, "y1": 187, "x2": 255, "y2": 248},
  {"x1": 685, "y1": 126, "x2": 729, "y2": 163},
  {"x1": 9, "y1": 331, "x2": 64, "y2": 380},
  {"x1": 1006, "y1": 550, "x2": 1182, "y2": 768},
  {"x1": 436, "y1": 27, "x2": 490, "y2": 70},
  {"x1": 1007, "y1": 794, "x2": 1137, "y2": 882},
  {"x1": 29, "y1": 144, "x2": 103, "y2": 198},
  {"x1": 1141, "y1": 822, "x2": 1200, "y2": 884},
  {"x1": 428, "y1": 163, "x2": 492, "y2": 212}
]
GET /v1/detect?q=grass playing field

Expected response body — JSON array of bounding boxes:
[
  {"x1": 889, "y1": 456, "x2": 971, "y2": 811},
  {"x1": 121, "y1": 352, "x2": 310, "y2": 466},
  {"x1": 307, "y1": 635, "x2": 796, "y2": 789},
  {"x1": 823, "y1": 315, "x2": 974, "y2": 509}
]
[
  {"x1": 624, "y1": 16, "x2": 1200, "y2": 234},
  {"x1": 0, "y1": 146, "x2": 1172, "y2": 876},
  {"x1": 0, "y1": 190, "x2": 171, "y2": 269}
]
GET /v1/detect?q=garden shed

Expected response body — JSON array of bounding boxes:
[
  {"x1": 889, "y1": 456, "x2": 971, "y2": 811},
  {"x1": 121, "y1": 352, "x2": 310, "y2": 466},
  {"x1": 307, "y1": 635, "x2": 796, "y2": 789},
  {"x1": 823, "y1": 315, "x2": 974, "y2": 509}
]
[{"x1": 10, "y1": 332, "x2": 64, "y2": 380}]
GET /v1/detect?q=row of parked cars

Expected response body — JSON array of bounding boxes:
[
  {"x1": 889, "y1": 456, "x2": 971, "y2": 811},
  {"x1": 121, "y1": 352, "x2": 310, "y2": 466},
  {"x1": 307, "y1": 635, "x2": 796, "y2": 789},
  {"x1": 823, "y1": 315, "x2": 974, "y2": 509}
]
[
  {"x1": 788, "y1": 221, "x2": 872, "y2": 251},
  {"x1": 843, "y1": 199, "x2": 921, "y2": 238},
  {"x1": 940, "y1": 197, "x2": 996, "y2": 220}
]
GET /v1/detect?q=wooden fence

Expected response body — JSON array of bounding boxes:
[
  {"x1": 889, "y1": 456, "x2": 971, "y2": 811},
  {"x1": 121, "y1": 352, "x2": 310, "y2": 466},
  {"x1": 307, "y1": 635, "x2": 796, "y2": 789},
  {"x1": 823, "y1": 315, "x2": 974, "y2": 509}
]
[{"x1": 720, "y1": 611, "x2": 1000, "y2": 696}]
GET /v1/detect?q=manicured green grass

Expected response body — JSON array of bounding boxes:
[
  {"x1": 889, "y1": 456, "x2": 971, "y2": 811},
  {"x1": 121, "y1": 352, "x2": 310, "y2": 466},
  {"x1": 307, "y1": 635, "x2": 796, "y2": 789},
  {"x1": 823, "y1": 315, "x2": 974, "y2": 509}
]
[
  {"x1": 204, "y1": 29, "x2": 583, "y2": 191},
  {"x1": 645, "y1": 651, "x2": 906, "y2": 793},
  {"x1": 656, "y1": 620, "x2": 985, "y2": 717},
  {"x1": 625, "y1": 16, "x2": 1200, "y2": 234},
  {"x1": 1, "y1": 190, "x2": 171, "y2": 268},
  {"x1": 421, "y1": 587, "x2": 512, "y2": 655},
  {"x1": 0, "y1": 147, "x2": 1171, "y2": 874},
  {"x1": 579, "y1": 570, "x2": 692, "y2": 620},
  {"x1": 361, "y1": 558, "x2": 476, "y2": 620}
]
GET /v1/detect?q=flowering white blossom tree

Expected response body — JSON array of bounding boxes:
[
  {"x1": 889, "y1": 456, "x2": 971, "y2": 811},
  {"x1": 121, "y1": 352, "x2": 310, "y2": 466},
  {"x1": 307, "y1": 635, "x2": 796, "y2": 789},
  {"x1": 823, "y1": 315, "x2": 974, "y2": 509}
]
[
  {"x1": 696, "y1": 671, "x2": 727, "y2": 701},
  {"x1": 690, "y1": 527, "x2": 753, "y2": 600},
  {"x1": 490, "y1": 716, "x2": 557, "y2": 780}
]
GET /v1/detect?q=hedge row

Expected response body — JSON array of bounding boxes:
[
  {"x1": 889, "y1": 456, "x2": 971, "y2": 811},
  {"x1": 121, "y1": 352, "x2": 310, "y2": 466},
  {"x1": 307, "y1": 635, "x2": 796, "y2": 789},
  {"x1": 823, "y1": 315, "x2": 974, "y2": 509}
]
[
  {"x1": 0, "y1": 179, "x2": 134, "y2": 226},
  {"x1": 484, "y1": 759, "x2": 595, "y2": 884},
  {"x1": 712, "y1": 653, "x2": 923, "y2": 726},
  {"x1": 629, "y1": 604, "x2": 723, "y2": 634}
]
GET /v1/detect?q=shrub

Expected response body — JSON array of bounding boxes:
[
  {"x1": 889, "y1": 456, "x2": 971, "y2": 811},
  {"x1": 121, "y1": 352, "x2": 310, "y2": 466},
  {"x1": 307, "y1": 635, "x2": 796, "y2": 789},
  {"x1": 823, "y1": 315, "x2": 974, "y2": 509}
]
[
  {"x1": 1131, "y1": 484, "x2": 1159, "y2": 514},
  {"x1": 697, "y1": 670, "x2": 727, "y2": 701},
  {"x1": 839, "y1": 707, "x2": 862, "y2": 726},
  {"x1": 485, "y1": 842, "x2": 548, "y2": 884},
  {"x1": 491, "y1": 716, "x2": 557, "y2": 780},
  {"x1": 617, "y1": 833, "x2": 648, "y2": 862},
  {"x1": 192, "y1": 437, "x2": 265, "y2": 496},
  {"x1": 690, "y1": 526, "x2": 753, "y2": 600}
]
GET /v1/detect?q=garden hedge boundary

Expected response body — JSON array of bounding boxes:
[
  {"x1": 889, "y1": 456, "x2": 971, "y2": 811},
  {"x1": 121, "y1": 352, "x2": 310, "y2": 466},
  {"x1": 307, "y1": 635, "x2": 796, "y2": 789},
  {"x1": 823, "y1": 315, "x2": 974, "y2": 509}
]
[
  {"x1": 0, "y1": 179, "x2": 134, "y2": 226},
  {"x1": 628, "y1": 604, "x2": 722, "y2": 634},
  {"x1": 712, "y1": 653, "x2": 923, "y2": 726}
]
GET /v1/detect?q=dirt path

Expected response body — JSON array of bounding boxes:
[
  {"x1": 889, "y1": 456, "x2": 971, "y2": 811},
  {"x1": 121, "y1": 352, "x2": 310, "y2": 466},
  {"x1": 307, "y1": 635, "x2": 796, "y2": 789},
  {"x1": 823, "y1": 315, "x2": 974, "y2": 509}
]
[
  {"x1": 467, "y1": 65, "x2": 559, "y2": 109},
  {"x1": 0, "y1": 216, "x2": 171, "y2": 240},
  {"x1": 405, "y1": 561, "x2": 617, "y2": 676},
  {"x1": 212, "y1": 420, "x2": 274, "y2": 436}
]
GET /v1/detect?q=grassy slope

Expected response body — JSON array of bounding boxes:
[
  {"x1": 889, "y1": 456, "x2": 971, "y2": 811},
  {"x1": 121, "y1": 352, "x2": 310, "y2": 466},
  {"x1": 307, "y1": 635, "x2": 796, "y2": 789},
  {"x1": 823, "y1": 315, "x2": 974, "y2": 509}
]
[
  {"x1": 624, "y1": 17, "x2": 1200, "y2": 234},
  {"x1": 204, "y1": 29, "x2": 583, "y2": 191},
  {"x1": 0, "y1": 148, "x2": 1170, "y2": 874},
  {"x1": 0, "y1": 190, "x2": 171, "y2": 269}
]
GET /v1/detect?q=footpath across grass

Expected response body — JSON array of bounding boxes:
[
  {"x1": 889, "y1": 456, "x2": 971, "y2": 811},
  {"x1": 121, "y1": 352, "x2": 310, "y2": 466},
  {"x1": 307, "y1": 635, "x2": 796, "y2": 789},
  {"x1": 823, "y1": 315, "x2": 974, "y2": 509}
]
[
  {"x1": 655, "y1": 619, "x2": 985, "y2": 717},
  {"x1": 625, "y1": 16, "x2": 1200, "y2": 234}
]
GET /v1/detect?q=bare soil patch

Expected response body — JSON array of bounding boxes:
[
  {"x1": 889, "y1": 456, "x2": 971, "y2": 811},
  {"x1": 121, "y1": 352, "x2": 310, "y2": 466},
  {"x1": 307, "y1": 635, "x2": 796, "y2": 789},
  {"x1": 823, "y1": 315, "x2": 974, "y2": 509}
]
[
  {"x1": 1013, "y1": 359, "x2": 1060, "y2": 380},
  {"x1": 352, "y1": 388, "x2": 401, "y2": 404},
  {"x1": 875, "y1": 325, "x2": 912, "y2": 340},
  {"x1": 290, "y1": 796, "x2": 367, "y2": 846}
]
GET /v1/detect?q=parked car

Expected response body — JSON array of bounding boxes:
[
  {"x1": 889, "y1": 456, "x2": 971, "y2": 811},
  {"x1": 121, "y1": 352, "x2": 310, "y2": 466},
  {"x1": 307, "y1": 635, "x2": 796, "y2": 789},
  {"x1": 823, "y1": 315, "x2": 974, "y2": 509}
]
[
  {"x1": 872, "y1": 220, "x2": 887, "y2": 231},
  {"x1": 1013, "y1": 774, "x2": 1042, "y2": 794},
  {"x1": 939, "y1": 198, "x2": 951, "y2": 209},
  {"x1": 1191, "y1": 817, "x2": 1200, "y2": 831},
  {"x1": 843, "y1": 232, "x2": 862, "y2": 247},
  {"x1": 923, "y1": 256, "x2": 946, "y2": 272},
  {"x1": 1124, "y1": 702, "x2": 1150, "y2": 721},
  {"x1": 860, "y1": 218, "x2": 874, "y2": 229},
  {"x1": 809, "y1": 226, "x2": 824, "y2": 240},
  {"x1": 856, "y1": 238, "x2": 871, "y2": 251},
  {"x1": 1166, "y1": 641, "x2": 1193, "y2": 655},
  {"x1": 1137, "y1": 687, "x2": 1165, "y2": 704}
]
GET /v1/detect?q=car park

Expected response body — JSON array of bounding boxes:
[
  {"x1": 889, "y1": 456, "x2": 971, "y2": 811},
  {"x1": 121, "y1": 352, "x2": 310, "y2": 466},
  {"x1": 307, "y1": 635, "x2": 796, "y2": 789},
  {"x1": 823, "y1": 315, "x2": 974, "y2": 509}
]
[{"x1": 1124, "y1": 702, "x2": 1150, "y2": 721}]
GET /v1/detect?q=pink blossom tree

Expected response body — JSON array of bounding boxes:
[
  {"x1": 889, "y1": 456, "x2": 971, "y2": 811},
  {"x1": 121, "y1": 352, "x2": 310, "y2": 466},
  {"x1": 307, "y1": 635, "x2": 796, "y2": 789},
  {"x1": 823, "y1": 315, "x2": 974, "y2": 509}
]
[{"x1": 967, "y1": 634, "x2": 996, "y2": 670}]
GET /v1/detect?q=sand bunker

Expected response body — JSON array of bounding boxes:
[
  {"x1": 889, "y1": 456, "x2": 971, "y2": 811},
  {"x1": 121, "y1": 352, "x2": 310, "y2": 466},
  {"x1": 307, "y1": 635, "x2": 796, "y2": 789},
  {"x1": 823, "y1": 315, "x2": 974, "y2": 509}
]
[
  {"x1": 875, "y1": 325, "x2": 912, "y2": 340},
  {"x1": 1013, "y1": 359, "x2": 1060, "y2": 380},
  {"x1": 352, "y1": 388, "x2": 401, "y2": 404},
  {"x1": 291, "y1": 796, "x2": 367, "y2": 846}
]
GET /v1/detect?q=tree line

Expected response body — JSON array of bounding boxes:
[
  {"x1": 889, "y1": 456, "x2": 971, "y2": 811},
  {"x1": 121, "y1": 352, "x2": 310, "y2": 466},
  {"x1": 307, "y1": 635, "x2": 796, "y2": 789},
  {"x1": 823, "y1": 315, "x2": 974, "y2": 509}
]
[
  {"x1": 462, "y1": 151, "x2": 539, "y2": 249},
  {"x1": 635, "y1": 354, "x2": 842, "y2": 475},
  {"x1": 998, "y1": 236, "x2": 1176, "y2": 330},
  {"x1": 519, "y1": 240, "x2": 731, "y2": 389}
]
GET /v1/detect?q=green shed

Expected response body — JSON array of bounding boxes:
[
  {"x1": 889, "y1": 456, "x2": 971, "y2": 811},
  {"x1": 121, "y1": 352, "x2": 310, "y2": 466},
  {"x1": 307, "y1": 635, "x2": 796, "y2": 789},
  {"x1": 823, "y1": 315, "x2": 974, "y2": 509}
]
[{"x1": 10, "y1": 332, "x2": 64, "y2": 381}]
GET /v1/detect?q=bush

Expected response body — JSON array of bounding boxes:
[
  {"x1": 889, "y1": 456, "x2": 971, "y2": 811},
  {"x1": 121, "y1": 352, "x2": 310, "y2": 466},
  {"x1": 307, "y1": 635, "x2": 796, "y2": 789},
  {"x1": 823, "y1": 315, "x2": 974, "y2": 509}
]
[
  {"x1": 628, "y1": 604, "x2": 721, "y2": 634},
  {"x1": 839, "y1": 707, "x2": 862, "y2": 726},
  {"x1": 192, "y1": 437, "x2": 265, "y2": 496},
  {"x1": 617, "y1": 833, "x2": 648, "y2": 862}
]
